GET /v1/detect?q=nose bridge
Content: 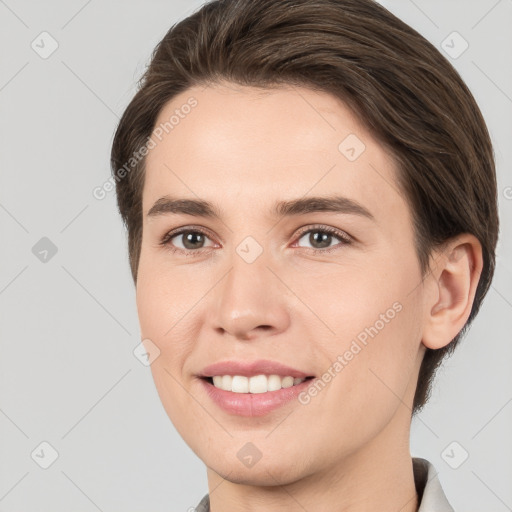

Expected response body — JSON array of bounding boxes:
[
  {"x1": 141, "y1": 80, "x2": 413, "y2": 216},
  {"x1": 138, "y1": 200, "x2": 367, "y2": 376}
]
[{"x1": 212, "y1": 245, "x2": 290, "y2": 340}]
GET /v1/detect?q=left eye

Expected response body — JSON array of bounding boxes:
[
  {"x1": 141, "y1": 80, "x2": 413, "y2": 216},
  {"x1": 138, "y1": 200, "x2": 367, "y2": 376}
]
[{"x1": 295, "y1": 228, "x2": 350, "y2": 251}]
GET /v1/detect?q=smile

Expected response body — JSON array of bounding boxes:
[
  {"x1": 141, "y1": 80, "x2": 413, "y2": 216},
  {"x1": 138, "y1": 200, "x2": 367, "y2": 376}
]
[{"x1": 199, "y1": 375, "x2": 316, "y2": 417}]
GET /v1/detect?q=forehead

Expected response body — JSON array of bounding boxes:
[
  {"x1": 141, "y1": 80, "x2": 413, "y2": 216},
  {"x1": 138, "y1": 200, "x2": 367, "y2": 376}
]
[{"x1": 143, "y1": 83, "x2": 405, "y2": 222}]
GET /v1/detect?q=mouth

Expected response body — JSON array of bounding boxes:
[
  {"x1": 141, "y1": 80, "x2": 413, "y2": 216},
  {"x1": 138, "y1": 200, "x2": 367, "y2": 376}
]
[
  {"x1": 198, "y1": 374, "x2": 316, "y2": 416},
  {"x1": 196, "y1": 360, "x2": 317, "y2": 416}
]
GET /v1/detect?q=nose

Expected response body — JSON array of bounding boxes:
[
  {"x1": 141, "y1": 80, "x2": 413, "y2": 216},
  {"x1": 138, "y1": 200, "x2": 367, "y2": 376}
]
[{"x1": 211, "y1": 253, "x2": 291, "y2": 341}]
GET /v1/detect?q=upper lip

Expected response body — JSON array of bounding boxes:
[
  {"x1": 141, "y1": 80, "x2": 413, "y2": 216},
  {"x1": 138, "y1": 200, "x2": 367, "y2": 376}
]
[{"x1": 199, "y1": 359, "x2": 313, "y2": 378}]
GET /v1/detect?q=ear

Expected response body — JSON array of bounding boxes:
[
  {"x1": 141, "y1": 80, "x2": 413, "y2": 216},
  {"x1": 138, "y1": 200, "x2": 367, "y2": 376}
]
[{"x1": 422, "y1": 234, "x2": 483, "y2": 350}]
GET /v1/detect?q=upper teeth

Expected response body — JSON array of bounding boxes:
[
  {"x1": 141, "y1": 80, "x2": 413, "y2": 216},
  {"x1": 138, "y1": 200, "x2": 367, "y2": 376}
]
[{"x1": 212, "y1": 374, "x2": 306, "y2": 393}]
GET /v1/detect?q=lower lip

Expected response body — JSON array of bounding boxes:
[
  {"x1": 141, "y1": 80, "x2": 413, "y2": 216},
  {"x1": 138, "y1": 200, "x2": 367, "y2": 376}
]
[{"x1": 199, "y1": 378, "x2": 314, "y2": 417}]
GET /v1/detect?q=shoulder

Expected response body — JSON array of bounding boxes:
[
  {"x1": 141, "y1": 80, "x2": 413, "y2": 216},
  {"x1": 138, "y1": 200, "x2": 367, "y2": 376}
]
[
  {"x1": 193, "y1": 493, "x2": 210, "y2": 512},
  {"x1": 413, "y1": 457, "x2": 455, "y2": 512}
]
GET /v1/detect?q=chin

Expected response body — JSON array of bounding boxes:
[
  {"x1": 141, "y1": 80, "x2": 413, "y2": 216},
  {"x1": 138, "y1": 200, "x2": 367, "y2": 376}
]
[
  {"x1": 209, "y1": 462, "x2": 303, "y2": 487},
  {"x1": 201, "y1": 445, "x2": 312, "y2": 486}
]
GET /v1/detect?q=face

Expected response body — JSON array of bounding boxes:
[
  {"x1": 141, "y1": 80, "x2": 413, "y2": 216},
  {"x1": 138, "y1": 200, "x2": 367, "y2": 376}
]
[{"x1": 137, "y1": 83, "x2": 427, "y2": 485}]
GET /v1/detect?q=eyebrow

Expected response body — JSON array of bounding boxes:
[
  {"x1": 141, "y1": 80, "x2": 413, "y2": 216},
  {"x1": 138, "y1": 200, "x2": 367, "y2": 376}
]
[{"x1": 147, "y1": 195, "x2": 375, "y2": 221}]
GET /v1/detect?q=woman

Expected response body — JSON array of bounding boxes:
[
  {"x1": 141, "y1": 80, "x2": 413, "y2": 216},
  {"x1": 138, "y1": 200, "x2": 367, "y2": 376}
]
[{"x1": 110, "y1": 0, "x2": 499, "y2": 510}]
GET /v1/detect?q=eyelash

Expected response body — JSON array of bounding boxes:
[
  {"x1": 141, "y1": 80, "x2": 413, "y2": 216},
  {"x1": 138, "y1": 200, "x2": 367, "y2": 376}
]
[{"x1": 159, "y1": 224, "x2": 352, "y2": 257}]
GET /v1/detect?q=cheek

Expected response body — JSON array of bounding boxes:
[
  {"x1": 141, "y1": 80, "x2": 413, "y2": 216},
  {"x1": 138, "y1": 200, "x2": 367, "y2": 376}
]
[
  {"x1": 337, "y1": 299, "x2": 421, "y2": 451},
  {"x1": 308, "y1": 251, "x2": 423, "y2": 410},
  {"x1": 135, "y1": 259, "x2": 198, "y2": 368},
  {"x1": 136, "y1": 244, "x2": 201, "y2": 333},
  {"x1": 136, "y1": 266, "x2": 205, "y2": 440}
]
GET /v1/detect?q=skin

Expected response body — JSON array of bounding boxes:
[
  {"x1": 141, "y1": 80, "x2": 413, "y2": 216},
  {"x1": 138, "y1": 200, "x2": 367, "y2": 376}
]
[{"x1": 136, "y1": 82, "x2": 482, "y2": 512}]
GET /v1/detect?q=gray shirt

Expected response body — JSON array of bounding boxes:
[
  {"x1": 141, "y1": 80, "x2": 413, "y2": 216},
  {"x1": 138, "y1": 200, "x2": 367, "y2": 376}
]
[{"x1": 194, "y1": 457, "x2": 454, "y2": 511}]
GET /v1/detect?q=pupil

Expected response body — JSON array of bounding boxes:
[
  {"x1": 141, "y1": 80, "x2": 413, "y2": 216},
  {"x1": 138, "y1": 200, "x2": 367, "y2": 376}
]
[
  {"x1": 311, "y1": 231, "x2": 331, "y2": 248},
  {"x1": 184, "y1": 232, "x2": 204, "y2": 249}
]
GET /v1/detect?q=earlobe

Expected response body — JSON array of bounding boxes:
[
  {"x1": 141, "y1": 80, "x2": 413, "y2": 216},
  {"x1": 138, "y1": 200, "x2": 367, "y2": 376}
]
[{"x1": 422, "y1": 234, "x2": 483, "y2": 350}]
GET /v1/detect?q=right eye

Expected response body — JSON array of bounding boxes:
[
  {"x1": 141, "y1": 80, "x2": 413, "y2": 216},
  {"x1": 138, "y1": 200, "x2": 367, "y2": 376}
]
[{"x1": 160, "y1": 227, "x2": 217, "y2": 255}]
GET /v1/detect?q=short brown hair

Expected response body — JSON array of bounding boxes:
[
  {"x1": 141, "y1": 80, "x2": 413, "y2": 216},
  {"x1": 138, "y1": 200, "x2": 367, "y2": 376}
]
[{"x1": 110, "y1": 0, "x2": 499, "y2": 414}]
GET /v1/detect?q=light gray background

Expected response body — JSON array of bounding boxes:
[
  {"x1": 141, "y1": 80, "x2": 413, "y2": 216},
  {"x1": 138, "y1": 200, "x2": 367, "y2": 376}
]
[{"x1": 1, "y1": 0, "x2": 511, "y2": 510}]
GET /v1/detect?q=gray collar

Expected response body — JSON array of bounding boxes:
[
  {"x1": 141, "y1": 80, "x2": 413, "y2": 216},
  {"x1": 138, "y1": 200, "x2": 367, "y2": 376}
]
[{"x1": 414, "y1": 457, "x2": 454, "y2": 512}]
